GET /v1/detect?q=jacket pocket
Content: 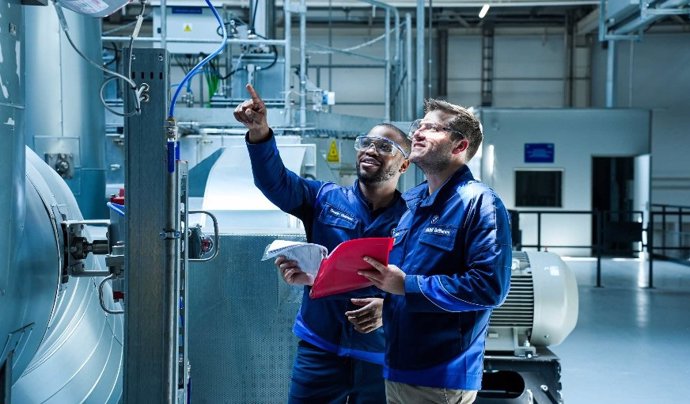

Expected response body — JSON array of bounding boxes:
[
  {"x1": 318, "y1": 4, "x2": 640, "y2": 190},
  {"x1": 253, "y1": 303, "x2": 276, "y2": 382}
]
[
  {"x1": 318, "y1": 204, "x2": 359, "y2": 230},
  {"x1": 418, "y1": 225, "x2": 458, "y2": 251}
]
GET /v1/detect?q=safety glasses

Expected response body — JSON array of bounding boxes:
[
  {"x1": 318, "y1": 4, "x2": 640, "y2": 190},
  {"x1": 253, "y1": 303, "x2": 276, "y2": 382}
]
[
  {"x1": 354, "y1": 135, "x2": 408, "y2": 158},
  {"x1": 408, "y1": 119, "x2": 465, "y2": 140}
]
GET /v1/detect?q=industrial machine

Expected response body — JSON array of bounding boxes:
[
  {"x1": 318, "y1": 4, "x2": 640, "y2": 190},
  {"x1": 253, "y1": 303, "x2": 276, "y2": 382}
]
[
  {"x1": 482, "y1": 251, "x2": 578, "y2": 403},
  {"x1": 1, "y1": 0, "x2": 578, "y2": 403},
  {"x1": 0, "y1": 2, "x2": 122, "y2": 402}
]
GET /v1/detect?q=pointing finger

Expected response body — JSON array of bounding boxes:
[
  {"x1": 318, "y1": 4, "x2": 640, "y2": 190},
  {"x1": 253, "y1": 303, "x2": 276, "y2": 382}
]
[{"x1": 246, "y1": 84, "x2": 263, "y2": 104}]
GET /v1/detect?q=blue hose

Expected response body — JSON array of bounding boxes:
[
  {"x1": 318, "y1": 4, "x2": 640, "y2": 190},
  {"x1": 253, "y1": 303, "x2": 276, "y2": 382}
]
[
  {"x1": 169, "y1": 0, "x2": 227, "y2": 118},
  {"x1": 107, "y1": 202, "x2": 126, "y2": 217}
]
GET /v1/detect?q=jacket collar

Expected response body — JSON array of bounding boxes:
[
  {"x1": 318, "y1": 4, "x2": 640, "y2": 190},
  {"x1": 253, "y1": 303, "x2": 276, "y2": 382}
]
[
  {"x1": 353, "y1": 179, "x2": 403, "y2": 213},
  {"x1": 403, "y1": 165, "x2": 474, "y2": 209}
]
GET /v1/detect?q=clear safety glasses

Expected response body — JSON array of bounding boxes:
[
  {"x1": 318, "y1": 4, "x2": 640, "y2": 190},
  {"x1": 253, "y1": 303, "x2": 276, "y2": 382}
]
[{"x1": 354, "y1": 135, "x2": 408, "y2": 158}]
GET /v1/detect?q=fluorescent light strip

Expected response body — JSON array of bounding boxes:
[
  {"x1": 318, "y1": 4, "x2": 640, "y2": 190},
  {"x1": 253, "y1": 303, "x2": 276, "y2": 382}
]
[{"x1": 479, "y1": 4, "x2": 490, "y2": 18}]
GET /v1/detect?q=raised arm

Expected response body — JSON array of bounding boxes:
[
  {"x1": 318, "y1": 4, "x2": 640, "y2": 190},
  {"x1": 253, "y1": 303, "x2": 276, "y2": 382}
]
[{"x1": 234, "y1": 84, "x2": 323, "y2": 217}]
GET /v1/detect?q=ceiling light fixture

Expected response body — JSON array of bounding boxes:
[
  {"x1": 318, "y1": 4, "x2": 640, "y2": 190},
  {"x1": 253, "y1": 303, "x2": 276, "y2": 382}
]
[{"x1": 479, "y1": 4, "x2": 490, "y2": 18}]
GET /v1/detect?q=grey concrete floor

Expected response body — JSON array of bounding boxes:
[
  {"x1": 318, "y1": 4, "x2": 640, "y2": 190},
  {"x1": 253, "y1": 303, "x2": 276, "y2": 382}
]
[{"x1": 550, "y1": 257, "x2": 690, "y2": 403}]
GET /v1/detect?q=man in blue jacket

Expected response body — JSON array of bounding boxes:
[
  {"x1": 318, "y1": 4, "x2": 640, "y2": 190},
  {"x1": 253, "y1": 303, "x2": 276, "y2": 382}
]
[
  {"x1": 360, "y1": 99, "x2": 512, "y2": 404},
  {"x1": 234, "y1": 84, "x2": 410, "y2": 403}
]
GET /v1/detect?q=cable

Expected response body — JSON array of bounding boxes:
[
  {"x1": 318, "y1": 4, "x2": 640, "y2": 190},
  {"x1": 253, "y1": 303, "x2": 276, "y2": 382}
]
[
  {"x1": 53, "y1": 0, "x2": 146, "y2": 115},
  {"x1": 300, "y1": 30, "x2": 392, "y2": 55},
  {"x1": 54, "y1": 1, "x2": 137, "y2": 89},
  {"x1": 102, "y1": 42, "x2": 120, "y2": 67},
  {"x1": 169, "y1": 0, "x2": 227, "y2": 118},
  {"x1": 100, "y1": 77, "x2": 148, "y2": 117},
  {"x1": 250, "y1": 0, "x2": 259, "y2": 34}
]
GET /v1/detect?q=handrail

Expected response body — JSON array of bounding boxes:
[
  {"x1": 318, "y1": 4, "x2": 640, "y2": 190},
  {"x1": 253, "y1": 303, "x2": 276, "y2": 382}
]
[
  {"x1": 513, "y1": 208, "x2": 689, "y2": 289},
  {"x1": 513, "y1": 209, "x2": 644, "y2": 288}
]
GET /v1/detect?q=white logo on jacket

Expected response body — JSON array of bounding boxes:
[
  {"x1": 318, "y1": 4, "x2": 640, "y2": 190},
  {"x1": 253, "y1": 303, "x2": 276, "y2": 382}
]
[
  {"x1": 424, "y1": 227, "x2": 451, "y2": 236},
  {"x1": 328, "y1": 207, "x2": 355, "y2": 223}
]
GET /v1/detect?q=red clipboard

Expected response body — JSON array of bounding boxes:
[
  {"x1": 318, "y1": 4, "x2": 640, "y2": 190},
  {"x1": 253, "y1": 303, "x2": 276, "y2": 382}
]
[{"x1": 309, "y1": 237, "x2": 394, "y2": 299}]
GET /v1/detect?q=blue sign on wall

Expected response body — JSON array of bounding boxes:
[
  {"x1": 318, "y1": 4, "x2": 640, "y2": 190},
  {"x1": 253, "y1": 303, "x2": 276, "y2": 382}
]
[{"x1": 524, "y1": 143, "x2": 555, "y2": 163}]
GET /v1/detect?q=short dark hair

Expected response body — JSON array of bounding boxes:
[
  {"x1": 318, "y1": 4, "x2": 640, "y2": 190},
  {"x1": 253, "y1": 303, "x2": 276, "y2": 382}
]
[
  {"x1": 424, "y1": 99, "x2": 483, "y2": 161},
  {"x1": 374, "y1": 123, "x2": 411, "y2": 156}
]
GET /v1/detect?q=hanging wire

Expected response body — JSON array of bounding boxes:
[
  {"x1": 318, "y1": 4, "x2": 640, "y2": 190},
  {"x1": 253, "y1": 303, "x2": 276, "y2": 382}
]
[{"x1": 169, "y1": 0, "x2": 227, "y2": 118}]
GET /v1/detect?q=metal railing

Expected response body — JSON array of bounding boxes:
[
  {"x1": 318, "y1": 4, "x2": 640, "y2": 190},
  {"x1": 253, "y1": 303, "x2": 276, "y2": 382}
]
[
  {"x1": 514, "y1": 207, "x2": 690, "y2": 288},
  {"x1": 647, "y1": 204, "x2": 690, "y2": 286},
  {"x1": 513, "y1": 210, "x2": 644, "y2": 287}
]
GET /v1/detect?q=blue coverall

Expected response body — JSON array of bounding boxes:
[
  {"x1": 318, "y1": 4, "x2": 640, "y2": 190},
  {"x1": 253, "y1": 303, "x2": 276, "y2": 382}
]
[
  {"x1": 383, "y1": 165, "x2": 512, "y2": 390},
  {"x1": 247, "y1": 133, "x2": 406, "y2": 403}
]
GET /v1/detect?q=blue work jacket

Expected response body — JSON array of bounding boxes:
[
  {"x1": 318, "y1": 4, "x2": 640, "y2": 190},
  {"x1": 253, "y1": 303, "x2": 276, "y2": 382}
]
[
  {"x1": 383, "y1": 165, "x2": 512, "y2": 390},
  {"x1": 247, "y1": 133, "x2": 406, "y2": 364}
]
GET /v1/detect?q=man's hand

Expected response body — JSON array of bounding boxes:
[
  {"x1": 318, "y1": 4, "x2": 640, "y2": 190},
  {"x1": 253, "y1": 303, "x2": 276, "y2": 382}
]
[
  {"x1": 358, "y1": 257, "x2": 406, "y2": 295},
  {"x1": 233, "y1": 84, "x2": 270, "y2": 142},
  {"x1": 275, "y1": 256, "x2": 314, "y2": 286},
  {"x1": 345, "y1": 298, "x2": 383, "y2": 334}
]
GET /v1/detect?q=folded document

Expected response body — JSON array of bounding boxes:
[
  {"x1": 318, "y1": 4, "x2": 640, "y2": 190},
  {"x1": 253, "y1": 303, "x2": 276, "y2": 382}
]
[{"x1": 262, "y1": 237, "x2": 393, "y2": 298}]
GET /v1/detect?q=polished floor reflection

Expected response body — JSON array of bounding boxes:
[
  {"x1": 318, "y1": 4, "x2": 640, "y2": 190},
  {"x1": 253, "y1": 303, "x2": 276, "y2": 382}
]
[{"x1": 551, "y1": 257, "x2": 690, "y2": 403}]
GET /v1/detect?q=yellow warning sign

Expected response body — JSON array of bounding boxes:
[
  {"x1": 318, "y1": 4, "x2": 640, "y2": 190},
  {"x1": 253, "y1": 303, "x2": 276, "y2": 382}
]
[
  {"x1": 327, "y1": 140, "x2": 340, "y2": 163},
  {"x1": 183, "y1": 23, "x2": 192, "y2": 33}
]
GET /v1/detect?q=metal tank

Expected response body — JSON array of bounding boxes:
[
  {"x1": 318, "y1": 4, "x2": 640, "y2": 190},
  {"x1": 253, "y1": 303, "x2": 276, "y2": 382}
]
[
  {"x1": 0, "y1": 3, "x2": 122, "y2": 401},
  {"x1": 4, "y1": 148, "x2": 123, "y2": 403},
  {"x1": 0, "y1": 0, "x2": 30, "y2": 391},
  {"x1": 24, "y1": 3, "x2": 106, "y2": 219},
  {"x1": 0, "y1": 146, "x2": 123, "y2": 402}
]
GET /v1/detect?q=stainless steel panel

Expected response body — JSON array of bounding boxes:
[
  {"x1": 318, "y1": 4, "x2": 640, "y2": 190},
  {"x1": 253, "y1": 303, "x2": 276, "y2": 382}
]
[
  {"x1": 123, "y1": 48, "x2": 177, "y2": 403},
  {"x1": 188, "y1": 234, "x2": 304, "y2": 403},
  {"x1": 24, "y1": 4, "x2": 106, "y2": 219}
]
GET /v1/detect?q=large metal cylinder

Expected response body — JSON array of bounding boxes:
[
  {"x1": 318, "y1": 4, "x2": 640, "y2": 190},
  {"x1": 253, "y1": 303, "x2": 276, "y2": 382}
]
[
  {"x1": 0, "y1": 0, "x2": 29, "y2": 385},
  {"x1": 24, "y1": 3, "x2": 106, "y2": 219},
  {"x1": 7, "y1": 148, "x2": 123, "y2": 403}
]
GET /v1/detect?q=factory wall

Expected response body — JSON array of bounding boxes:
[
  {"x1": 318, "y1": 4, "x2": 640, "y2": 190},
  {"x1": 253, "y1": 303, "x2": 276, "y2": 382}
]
[
  {"x1": 591, "y1": 32, "x2": 690, "y2": 206},
  {"x1": 285, "y1": 26, "x2": 687, "y2": 208},
  {"x1": 480, "y1": 108, "x2": 651, "y2": 256},
  {"x1": 168, "y1": 21, "x2": 687, "y2": 209}
]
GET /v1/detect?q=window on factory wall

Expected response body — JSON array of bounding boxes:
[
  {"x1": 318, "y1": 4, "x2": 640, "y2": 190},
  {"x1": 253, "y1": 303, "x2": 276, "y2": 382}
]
[{"x1": 515, "y1": 170, "x2": 563, "y2": 208}]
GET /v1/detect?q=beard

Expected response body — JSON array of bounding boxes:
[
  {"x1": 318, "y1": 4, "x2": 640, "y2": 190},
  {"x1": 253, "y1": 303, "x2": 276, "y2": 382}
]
[
  {"x1": 356, "y1": 163, "x2": 397, "y2": 185},
  {"x1": 409, "y1": 142, "x2": 454, "y2": 174}
]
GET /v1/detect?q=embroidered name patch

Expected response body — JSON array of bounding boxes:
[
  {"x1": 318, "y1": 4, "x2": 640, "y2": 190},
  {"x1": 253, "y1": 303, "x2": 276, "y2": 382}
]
[
  {"x1": 424, "y1": 227, "x2": 451, "y2": 236},
  {"x1": 328, "y1": 207, "x2": 355, "y2": 223}
]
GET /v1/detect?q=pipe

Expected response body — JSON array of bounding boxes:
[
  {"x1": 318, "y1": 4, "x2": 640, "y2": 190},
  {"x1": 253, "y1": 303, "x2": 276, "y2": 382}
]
[
  {"x1": 359, "y1": 0, "x2": 400, "y2": 62},
  {"x1": 284, "y1": 2, "x2": 292, "y2": 126},
  {"x1": 163, "y1": 161, "x2": 179, "y2": 402},
  {"x1": 612, "y1": 0, "x2": 690, "y2": 35},
  {"x1": 328, "y1": 0, "x2": 333, "y2": 112},
  {"x1": 416, "y1": 0, "x2": 425, "y2": 116},
  {"x1": 359, "y1": 0, "x2": 400, "y2": 118},
  {"x1": 300, "y1": 0, "x2": 307, "y2": 128},
  {"x1": 385, "y1": 8, "x2": 391, "y2": 121},
  {"x1": 406, "y1": 13, "x2": 413, "y2": 120},
  {"x1": 102, "y1": 36, "x2": 288, "y2": 45},
  {"x1": 563, "y1": 12, "x2": 573, "y2": 107},
  {"x1": 438, "y1": 28, "x2": 448, "y2": 97},
  {"x1": 427, "y1": 0, "x2": 432, "y2": 98},
  {"x1": 605, "y1": 39, "x2": 616, "y2": 108},
  {"x1": 161, "y1": 0, "x2": 167, "y2": 49}
]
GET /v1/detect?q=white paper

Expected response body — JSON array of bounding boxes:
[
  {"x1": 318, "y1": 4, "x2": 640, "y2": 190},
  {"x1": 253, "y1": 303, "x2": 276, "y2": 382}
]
[{"x1": 261, "y1": 240, "x2": 327, "y2": 278}]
